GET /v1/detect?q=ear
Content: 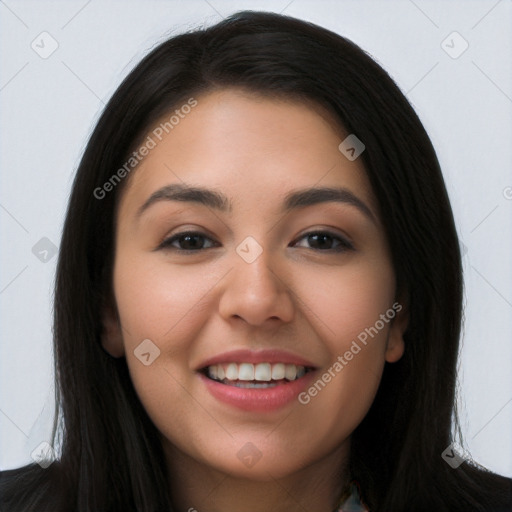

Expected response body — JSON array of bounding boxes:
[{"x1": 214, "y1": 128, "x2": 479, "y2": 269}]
[
  {"x1": 385, "y1": 300, "x2": 408, "y2": 363},
  {"x1": 100, "y1": 299, "x2": 125, "y2": 358}
]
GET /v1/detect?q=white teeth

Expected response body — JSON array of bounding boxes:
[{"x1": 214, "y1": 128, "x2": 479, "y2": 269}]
[
  {"x1": 284, "y1": 364, "x2": 297, "y2": 381},
  {"x1": 238, "y1": 363, "x2": 254, "y2": 381},
  {"x1": 254, "y1": 363, "x2": 271, "y2": 381},
  {"x1": 206, "y1": 362, "x2": 307, "y2": 383},
  {"x1": 271, "y1": 363, "x2": 285, "y2": 380},
  {"x1": 209, "y1": 365, "x2": 218, "y2": 379},
  {"x1": 225, "y1": 363, "x2": 238, "y2": 380}
]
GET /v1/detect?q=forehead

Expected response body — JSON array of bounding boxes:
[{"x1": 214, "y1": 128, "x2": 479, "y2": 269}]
[{"x1": 118, "y1": 88, "x2": 377, "y2": 217}]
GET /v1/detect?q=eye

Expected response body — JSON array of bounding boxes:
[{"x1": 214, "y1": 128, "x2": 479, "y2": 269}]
[
  {"x1": 292, "y1": 231, "x2": 354, "y2": 252},
  {"x1": 158, "y1": 231, "x2": 218, "y2": 252},
  {"x1": 158, "y1": 230, "x2": 354, "y2": 253}
]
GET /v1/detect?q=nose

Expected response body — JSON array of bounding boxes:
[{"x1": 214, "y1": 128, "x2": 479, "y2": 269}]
[{"x1": 218, "y1": 247, "x2": 295, "y2": 327}]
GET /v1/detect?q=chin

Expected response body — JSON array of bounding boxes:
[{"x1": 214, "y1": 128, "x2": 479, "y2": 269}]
[
  {"x1": 217, "y1": 457, "x2": 306, "y2": 482},
  {"x1": 199, "y1": 439, "x2": 313, "y2": 482}
]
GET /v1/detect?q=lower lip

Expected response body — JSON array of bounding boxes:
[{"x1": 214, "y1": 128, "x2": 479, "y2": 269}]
[{"x1": 199, "y1": 372, "x2": 316, "y2": 412}]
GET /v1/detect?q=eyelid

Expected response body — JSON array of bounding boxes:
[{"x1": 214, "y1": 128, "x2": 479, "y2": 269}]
[
  {"x1": 292, "y1": 229, "x2": 355, "y2": 251},
  {"x1": 155, "y1": 230, "x2": 218, "y2": 252}
]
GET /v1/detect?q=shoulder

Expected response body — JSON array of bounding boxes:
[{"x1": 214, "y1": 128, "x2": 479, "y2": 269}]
[{"x1": 0, "y1": 462, "x2": 70, "y2": 512}]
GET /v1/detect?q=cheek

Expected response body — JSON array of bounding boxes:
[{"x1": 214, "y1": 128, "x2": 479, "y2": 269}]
[
  {"x1": 295, "y1": 346, "x2": 385, "y2": 456},
  {"x1": 289, "y1": 259, "x2": 395, "y2": 431},
  {"x1": 111, "y1": 254, "x2": 228, "y2": 436},
  {"x1": 113, "y1": 253, "x2": 223, "y2": 349},
  {"x1": 294, "y1": 257, "x2": 396, "y2": 349},
  {"x1": 111, "y1": 252, "x2": 225, "y2": 416}
]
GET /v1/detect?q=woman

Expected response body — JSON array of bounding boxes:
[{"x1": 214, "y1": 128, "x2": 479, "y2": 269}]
[{"x1": 1, "y1": 10, "x2": 510, "y2": 512}]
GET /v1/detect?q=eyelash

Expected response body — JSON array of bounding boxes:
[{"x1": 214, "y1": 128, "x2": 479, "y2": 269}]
[{"x1": 158, "y1": 230, "x2": 354, "y2": 253}]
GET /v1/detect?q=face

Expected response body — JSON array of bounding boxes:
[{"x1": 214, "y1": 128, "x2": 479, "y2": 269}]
[{"x1": 102, "y1": 89, "x2": 406, "y2": 482}]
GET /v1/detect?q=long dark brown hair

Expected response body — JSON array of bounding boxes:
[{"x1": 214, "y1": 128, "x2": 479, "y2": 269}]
[{"x1": 1, "y1": 10, "x2": 510, "y2": 512}]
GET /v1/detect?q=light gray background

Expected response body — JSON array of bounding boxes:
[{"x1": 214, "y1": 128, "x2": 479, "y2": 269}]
[{"x1": 1, "y1": 0, "x2": 511, "y2": 475}]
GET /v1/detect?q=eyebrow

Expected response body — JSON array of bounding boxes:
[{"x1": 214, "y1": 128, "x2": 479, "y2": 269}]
[
  {"x1": 137, "y1": 184, "x2": 231, "y2": 218},
  {"x1": 283, "y1": 186, "x2": 375, "y2": 222},
  {"x1": 136, "y1": 183, "x2": 376, "y2": 223}
]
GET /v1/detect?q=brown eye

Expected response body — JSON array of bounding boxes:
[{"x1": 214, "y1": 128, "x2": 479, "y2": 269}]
[
  {"x1": 293, "y1": 231, "x2": 354, "y2": 252},
  {"x1": 159, "y1": 232, "x2": 217, "y2": 251}
]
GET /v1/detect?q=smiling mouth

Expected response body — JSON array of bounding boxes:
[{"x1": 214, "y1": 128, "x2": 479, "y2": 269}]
[{"x1": 201, "y1": 362, "x2": 313, "y2": 389}]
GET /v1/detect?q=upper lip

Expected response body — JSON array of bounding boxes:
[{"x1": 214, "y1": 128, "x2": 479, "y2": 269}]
[{"x1": 196, "y1": 349, "x2": 317, "y2": 371}]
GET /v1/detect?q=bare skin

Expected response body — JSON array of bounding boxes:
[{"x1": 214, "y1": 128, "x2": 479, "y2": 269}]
[{"x1": 101, "y1": 89, "x2": 407, "y2": 512}]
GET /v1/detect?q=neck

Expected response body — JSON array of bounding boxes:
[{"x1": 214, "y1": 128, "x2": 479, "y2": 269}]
[{"x1": 163, "y1": 440, "x2": 350, "y2": 512}]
